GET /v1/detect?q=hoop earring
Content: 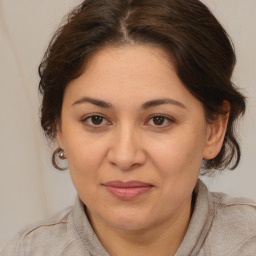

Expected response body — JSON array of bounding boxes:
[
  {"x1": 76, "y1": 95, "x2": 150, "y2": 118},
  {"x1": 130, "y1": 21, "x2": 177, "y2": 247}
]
[{"x1": 52, "y1": 148, "x2": 68, "y2": 171}]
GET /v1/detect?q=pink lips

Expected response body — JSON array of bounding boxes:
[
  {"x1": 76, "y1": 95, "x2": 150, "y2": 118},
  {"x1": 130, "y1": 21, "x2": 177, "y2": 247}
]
[{"x1": 103, "y1": 181, "x2": 153, "y2": 200}]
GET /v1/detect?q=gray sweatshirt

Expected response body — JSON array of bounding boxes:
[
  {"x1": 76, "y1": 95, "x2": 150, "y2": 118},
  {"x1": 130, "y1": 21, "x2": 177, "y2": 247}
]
[{"x1": 1, "y1": 180, "x2": 256, "y2": 256}]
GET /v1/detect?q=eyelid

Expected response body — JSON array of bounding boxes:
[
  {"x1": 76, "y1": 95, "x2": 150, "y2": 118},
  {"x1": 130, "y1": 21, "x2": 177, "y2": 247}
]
[
  {"x1": 145, "y1": 114, "x2": 175, "y2": 127},
  {"x1": 149, "y1": 114, "x2": 174, "y2": 121},
  {"x1": 81, "y1": 113, "x2": 112, "y2": 128},
  {"x1": 80, "y1": 113, "x2": 175, "y2": 129}
]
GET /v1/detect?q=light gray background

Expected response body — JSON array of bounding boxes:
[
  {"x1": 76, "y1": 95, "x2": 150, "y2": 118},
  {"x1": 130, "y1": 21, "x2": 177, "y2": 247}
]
[{"x1": 0, "y1": 0, "x2": 255, "y2": 249}]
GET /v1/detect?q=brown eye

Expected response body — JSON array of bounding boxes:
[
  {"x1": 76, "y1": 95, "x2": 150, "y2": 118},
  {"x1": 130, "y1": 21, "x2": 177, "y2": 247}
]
[
  {"x1": 147, "y1": 115, "x2": 174, "y2": 128},
  {"x1": 83, "y1": 115, "x2": 109, "y2": 127},
  {"x1": 152, "y1": 116, "x2": 165, "y2": 126},
  {"x1": 91, "y1": 116, "x2": 104, "y2": 125}
]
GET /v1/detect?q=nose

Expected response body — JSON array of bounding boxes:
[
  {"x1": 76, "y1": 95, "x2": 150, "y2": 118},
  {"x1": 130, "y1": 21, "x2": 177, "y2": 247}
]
[{"x1": 107, "y1": 125, "x2": 146, "y2": 170}]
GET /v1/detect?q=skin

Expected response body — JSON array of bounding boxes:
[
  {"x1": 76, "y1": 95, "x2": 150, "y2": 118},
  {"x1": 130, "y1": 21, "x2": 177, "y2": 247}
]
[{"x1": 57, "y1": 45, "x2": 228, "y2": 256}]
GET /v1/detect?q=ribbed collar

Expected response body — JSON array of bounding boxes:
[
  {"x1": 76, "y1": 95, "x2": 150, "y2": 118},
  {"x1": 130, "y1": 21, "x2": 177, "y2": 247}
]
[
  {"x1": 72, "y1": 197, "x2": 110, "y2": 256},
  {"x1": 175, "y1": 180, "x2": 214, "y2": 256}
]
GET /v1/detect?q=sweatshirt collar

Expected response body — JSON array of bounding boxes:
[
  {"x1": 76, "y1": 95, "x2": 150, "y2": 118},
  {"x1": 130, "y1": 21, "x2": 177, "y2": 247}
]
[{"x1": 175, "y1": 180, "x2": 214, "y2": 256}]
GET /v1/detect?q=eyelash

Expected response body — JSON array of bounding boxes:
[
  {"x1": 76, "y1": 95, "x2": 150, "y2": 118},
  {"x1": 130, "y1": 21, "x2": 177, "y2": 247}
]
[
  {"x1": 146, "y1": 114, "x2": 175, "y2": 128},
  {"x1": 81, "y1": 114, "x2": 175, "y2": 129},
  {"x1": 81, "y1": 114, "x2": 111, "y2": 128}
]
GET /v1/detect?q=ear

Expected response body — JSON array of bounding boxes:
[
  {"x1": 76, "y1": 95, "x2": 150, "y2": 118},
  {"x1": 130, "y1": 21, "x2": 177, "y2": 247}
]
[{"x1": 203, "y1": 102, "x2": 230, "y2": 160}]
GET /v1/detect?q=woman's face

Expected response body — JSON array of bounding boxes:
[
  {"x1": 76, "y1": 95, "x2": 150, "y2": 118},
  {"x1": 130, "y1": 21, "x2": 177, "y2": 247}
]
[{"x1": 58, "y1": 45, "x2": 213, "y2": 231}]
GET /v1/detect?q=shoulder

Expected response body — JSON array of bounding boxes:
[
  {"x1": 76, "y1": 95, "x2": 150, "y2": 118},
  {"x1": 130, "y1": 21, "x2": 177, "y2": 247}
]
[
  {"x1": 1, "y1": 206, "x2": 75, "y2": 256},
  {"x1": 206, "y1": 192, "x2": 256, "y2": 255},
  {"x1": 211, "y1": 192, "x2": 256, "y2": 233}
]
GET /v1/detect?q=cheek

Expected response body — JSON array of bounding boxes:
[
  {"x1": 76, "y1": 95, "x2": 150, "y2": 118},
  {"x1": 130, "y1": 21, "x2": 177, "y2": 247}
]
[
  {"x1": 66, "y1": 139, "x2": 108, "y2": 208},
  {"x1": 63, "y1": 132, "x2": 108, "y2": 194},
  {"x1": 67, "y1": 139, "x2": 106, "y2": 174},
  {"x1": 148, "y1": 134, "x2": 204, "y2": 211},
  {"x1": 149, "y1": 130, "x2": 206, "y2": 177}
]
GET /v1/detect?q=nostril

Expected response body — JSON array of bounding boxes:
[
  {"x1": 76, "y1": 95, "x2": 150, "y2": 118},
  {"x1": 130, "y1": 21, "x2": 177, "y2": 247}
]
[
  {"x1": 107, "y1": 149, "x2": 146, "y2": 170},
  {"x1": 106, "y1": 131, "x2": 146, "y2": 170}
]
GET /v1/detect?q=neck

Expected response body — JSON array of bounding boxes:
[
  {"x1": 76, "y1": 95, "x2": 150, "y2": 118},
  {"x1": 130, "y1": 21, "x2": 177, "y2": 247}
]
[{"x1": 87, "y1": 197, "x2": 192, "y2": 256}]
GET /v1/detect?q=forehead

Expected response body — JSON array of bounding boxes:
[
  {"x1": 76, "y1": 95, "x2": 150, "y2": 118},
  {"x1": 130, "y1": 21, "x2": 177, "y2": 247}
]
[
  {"x1": 63, "y1": 45, "x2": 201, "y2": 111},
  {"x1": 82, "y1": 44, "x2": 175, "y2": 83}
]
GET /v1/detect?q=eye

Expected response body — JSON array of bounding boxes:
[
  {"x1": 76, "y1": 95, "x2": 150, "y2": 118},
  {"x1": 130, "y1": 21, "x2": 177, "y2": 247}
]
[
  {"x1": 82, "y1": 115, "x2": 110, "y2": 127},
  {"x1": 146, "y1": 115, "x2": 174, "y2": 127}
]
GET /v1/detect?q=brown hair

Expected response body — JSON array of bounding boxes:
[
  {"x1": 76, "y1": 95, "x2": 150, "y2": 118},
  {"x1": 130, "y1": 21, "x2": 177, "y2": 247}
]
[{"x1": 39, "y1": 0, "x2": 246, "y2": 172}]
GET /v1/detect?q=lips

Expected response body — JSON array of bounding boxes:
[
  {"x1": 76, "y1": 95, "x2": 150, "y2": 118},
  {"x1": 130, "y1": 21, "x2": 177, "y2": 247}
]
[{"x1": 103, "y1": 181, "x2": 154, "y2": 200}]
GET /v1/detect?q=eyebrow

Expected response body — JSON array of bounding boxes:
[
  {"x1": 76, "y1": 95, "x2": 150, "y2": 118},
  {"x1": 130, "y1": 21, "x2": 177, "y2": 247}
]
[
  {"x1": 72, "y1": 97, "x2": 113, "y2": 108},
  {"x1": 142, "y1": 98, "x2": 187, "y2": 110},
  {"x1": 72, "y1": 97, "x2": 187, "y2": 110}
]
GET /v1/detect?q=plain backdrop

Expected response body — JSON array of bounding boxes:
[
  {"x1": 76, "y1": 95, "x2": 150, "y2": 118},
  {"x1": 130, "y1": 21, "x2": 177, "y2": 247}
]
[{"x1": 0, "y1": 0, "x2": 255, "y2": 249}]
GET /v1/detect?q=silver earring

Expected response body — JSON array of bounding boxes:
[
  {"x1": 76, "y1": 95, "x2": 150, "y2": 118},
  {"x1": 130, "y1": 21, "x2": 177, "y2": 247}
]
[{"x1": 59, "y1": 149, "x2": 66, "y2": 160}]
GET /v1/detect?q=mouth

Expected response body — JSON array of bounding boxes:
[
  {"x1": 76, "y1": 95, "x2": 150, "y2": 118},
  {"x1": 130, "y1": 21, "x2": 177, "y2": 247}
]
[{"x1": 102, "y1": 180, "x2": 154, "y2": 200}]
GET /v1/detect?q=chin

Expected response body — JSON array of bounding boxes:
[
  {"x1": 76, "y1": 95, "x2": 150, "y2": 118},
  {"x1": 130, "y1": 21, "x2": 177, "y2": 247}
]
[
  {"x1": 102, "y1": 208, "x2": 154, "y2": 231},
  {"x1": 110, "y1": 219, "x2": 150, "y2": 231}
]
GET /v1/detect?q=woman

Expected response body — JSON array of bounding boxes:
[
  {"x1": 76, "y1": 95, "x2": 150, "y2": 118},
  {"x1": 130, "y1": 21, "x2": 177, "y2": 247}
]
[{"x1": 2, "y1": 0, "x2": 256, "y2": 255}]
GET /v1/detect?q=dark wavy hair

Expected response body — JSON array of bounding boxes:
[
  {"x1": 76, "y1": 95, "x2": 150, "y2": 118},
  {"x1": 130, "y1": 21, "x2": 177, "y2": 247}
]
[{"x1": 39, "y1": 0, "x2": 246, "y2": 172}]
